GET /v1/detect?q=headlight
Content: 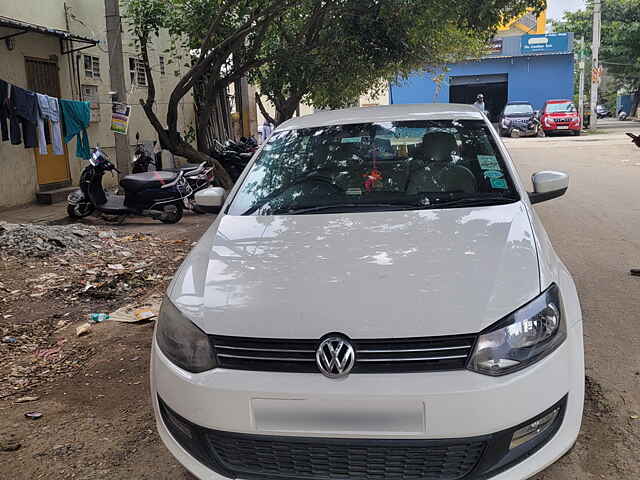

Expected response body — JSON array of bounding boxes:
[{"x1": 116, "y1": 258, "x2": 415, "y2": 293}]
[
  {"x1": 467, "y1": 285, "x2": 565, "y2": 376},
  {"x1": 501, "y1": 119, "x2": 511, "y2": 128},
  {"x1": 156, "y1": 297, "x2": 217, "y2": 373}
]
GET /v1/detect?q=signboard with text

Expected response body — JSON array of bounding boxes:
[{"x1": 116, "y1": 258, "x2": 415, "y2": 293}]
[
  {"x1": 521, "y1": 33, "x2": 569, "y2": 54},
  {"x1": 111, "y1": 103, "x2": 131, "y2": 135}
]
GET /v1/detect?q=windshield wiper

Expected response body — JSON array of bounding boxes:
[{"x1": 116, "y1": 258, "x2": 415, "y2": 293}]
[
  {"x1": 429, "y1": 194, "x2": 519, "y2": 208},
  {"x1": 267, "y1": 203, "x2": 422, "y2": 215}
]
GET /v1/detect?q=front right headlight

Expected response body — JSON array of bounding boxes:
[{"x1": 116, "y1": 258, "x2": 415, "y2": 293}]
[
  {"x1": 156, "y1": 297, "x2": 217, "y2": 373},
  {"x1": 467, "y1": 285, "x2": 566, "y2": 376}
]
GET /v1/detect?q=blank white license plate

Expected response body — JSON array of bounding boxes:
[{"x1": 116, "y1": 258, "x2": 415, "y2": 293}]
[{"x1": 557, "y1": 126, "x2": 569, "y2": 130}]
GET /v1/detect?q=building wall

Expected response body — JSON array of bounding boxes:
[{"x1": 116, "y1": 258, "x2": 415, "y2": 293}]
[
  {"x1": 0, "y1": 1, "x2": 68, "y2": 30},
  {"x1": 254, "y1": 87, "x2": 390, "y2": 134},
  {"x1": 0, "y1": 0, "x2": 195, "y2": 209},
  {"x1": 390, "y1": 54, "x2": 574, "y2": 112}
]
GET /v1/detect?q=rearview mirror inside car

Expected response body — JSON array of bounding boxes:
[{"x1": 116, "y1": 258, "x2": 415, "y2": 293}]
[
  {"x1": 195, "y1": 186, "x2": 226, "y2": 213},
  {"x1": 529, "y1": 171, "x2": 569, "y2": 204}
]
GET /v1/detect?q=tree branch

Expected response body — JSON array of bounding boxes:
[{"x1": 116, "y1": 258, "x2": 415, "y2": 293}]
[{"x1": 255, "y1": 92, "x2": 276, "y2": 125}]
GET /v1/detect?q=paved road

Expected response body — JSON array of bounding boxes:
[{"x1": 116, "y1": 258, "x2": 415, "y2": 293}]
[{"x1": 505, "y1": 127, "x2": 640, "y2": 479}]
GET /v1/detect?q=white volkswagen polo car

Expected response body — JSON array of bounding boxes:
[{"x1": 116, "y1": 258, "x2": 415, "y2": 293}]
[{"x1": 152, "y1": 104, "x2": 584, "y2": 480}]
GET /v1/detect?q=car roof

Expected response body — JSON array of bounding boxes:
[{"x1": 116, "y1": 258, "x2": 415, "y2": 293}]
[
  {"x1": 506, "y1": 101, "x2": 532, "y2": 105},
  {"x1": 275, "y1": 104, "x2": 484, "y2": 131}
]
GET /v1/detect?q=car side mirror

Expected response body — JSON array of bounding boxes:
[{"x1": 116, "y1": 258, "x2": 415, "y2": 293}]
[
  {"x1": 195, "y1": 186, "x2": 226, "y2": 213},
  {"x1": 529, "y1": 171, "x2": 569, "y2": 204}
]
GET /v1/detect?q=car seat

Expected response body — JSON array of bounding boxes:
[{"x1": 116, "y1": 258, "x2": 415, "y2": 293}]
[{"x1": 406, "y1": 131, "x2": 477, "y2": 194}]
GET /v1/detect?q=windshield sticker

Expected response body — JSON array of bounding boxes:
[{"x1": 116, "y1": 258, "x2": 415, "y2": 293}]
[
  {"x1": 478, "y1": 155, "x2": 500, "y2": 170},
  {"x1": 483, "y1": 170, "x2": 504, "y2": 179},
  {"x1": 346, "y1": 187, "x2": 362, "y2": 196},
  {"x1": 490, "y1": 178, "x2": 508, "y2": 189},
  {"x1": 341, "y1": 137, "x2": 362, "y2": 144}
]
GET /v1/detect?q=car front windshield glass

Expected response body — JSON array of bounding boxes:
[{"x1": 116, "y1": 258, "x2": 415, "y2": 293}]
[
  {"x1": 546, "y1": 102, "x2": 576, "y2": 113},
  {"x1": 227, "y1": 120, "x2": 519, "y2": 216},
  {"x1": 504, "y1": 104, "x2": 533, "y2": 115}
]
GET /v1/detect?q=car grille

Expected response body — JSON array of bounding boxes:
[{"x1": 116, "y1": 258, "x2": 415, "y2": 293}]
[
  {"x1": 206, "y1": 430, "x2": 486, "y2": 480},
  {"x1": 211, "y1": 334, "x2": 476, "y2": 374}
]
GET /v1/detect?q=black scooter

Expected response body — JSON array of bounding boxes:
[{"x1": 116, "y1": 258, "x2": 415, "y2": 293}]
[{"x1": 67, "y1": 146, "x2": 192, "y2": 224}]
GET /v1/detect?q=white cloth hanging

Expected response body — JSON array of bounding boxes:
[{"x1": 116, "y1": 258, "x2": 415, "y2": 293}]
[{"x1": 36, "y1": 93, "x2": 64, "y2": 155}]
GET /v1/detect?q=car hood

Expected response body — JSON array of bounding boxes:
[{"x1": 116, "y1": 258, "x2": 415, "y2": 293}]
[
  {"x1": 504, "y1": 114, "x2": 533, "y2": 120},
  {"x1": 545, "y1": 112, "x2": 575, "y2": 118},
  {"x1": 170, "y1": 202, "x2": 540, "y2": 339}
]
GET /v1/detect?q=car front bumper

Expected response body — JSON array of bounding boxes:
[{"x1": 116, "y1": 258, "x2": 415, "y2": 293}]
[
  {"x1": 151, "y1": 321, "x2": 584, "y2": 480},
  {"x1": 542, "y1": 124, "x2": 581, "y2": 132}
]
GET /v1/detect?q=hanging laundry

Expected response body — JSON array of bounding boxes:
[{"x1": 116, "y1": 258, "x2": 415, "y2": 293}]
[
  {"x1": 36, "y1": 94, "x2": 64, "y2": 155},
  {"x1": 60, "y1": 99, "x2": 91, "y2": 160},
  {"x1": 9, "y1": 85, "x2": 38, "y2": 148},
  {"x1": 0, "y1": 79, "x2": 10, "y2": 142}
]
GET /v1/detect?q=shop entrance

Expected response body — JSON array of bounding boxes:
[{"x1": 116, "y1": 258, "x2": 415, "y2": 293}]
[{"x1": 449, "y1": 74, "x2": 508, "y2": 122}]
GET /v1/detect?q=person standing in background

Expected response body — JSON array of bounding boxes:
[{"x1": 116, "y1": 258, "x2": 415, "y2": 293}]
[
  {"x1": 473, "y1": 94, "x2": 486, "y2": 113},
  {"x1": 261, "y1": 120, "x2": 273, "y2": 144}
]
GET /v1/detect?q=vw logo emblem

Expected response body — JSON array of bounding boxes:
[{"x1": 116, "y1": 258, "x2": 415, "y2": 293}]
[{"x1": 316, "y1": 336, "x2": 355, "y2": 378}]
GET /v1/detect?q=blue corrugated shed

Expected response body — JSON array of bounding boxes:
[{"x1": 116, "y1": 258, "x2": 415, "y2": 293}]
[{"x1": 390, "y1": 33, "x2": 575, "y2": 114}]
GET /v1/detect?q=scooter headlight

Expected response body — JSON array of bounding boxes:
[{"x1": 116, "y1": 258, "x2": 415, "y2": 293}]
[
  {"x1": 156, "y1": 297, "x2": 217, "y2": 373},
  {"x1": 467, "y1": 285, "x2": 565, "y2": 376}
]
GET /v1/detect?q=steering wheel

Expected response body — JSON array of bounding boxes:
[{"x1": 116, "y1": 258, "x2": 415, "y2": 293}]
[
  {"x1": 294, "y1": 172, "x2": 344, "y2": 193},
  {"x1": 241, "y1": 172, "x2": 343, "y2": 216}
]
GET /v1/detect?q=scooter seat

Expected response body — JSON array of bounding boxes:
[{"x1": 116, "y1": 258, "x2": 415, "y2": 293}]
[
  {"x1": 120, "y1": 171, "x2": 178, "y2": 193},
  {"x1": 164, "y1": 163, "x2": 202, "y2": 173}
]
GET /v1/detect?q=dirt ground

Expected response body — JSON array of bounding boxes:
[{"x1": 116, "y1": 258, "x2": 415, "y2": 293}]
[
  {"x1": 1, "y1": 123, "x2": 639, "y2": 479},
  {"x1": 0, "y1": 212, "x2": 210, "y2": 479}
]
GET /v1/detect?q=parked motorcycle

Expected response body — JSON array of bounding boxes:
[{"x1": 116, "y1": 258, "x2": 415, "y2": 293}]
[
  {"x1": 130, "y1": 133, "x2": 216, "y2": 212},
  {"x1": 508, "y1": 116, "x2": 544, "y2": 138},
  {"x1": 131, "y1": 135, "x2": 157, "y2": 174},
  {"x1": 210, "y1": 139, "x2": 255, "y2": 183},
  {"x1": 67, "y1": 146, "x2": 192, "y2": 224}
]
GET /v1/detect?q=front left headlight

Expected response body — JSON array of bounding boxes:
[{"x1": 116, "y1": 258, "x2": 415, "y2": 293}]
[
  {"x1": 156, "y1": 297, "x2": 217, "y2": 373},
  {"x1": 468, "y1": 285, "x2": 566, "y2": 376}
]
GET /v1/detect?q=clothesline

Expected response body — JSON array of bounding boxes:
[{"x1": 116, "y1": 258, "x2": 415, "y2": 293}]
[{"x1": 0, "y1": 76, "x2": 92, "y2": 159}]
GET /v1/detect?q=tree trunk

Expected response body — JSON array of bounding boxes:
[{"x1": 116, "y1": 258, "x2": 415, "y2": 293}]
[{"x1": 274, "y1": 94, "x2": 303, "y2": 125}]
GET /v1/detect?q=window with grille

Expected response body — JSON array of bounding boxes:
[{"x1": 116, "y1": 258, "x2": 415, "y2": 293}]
[
  {"x1": 129, "y1": 57, "x2": 148, "y2": 86},
  {"x1": 82, "y1": 84, "x2": 101, "y2": 123},
  {"x1": 84, "y1": 55, "x2": 100, "y2": 79},
  {"x1": 159, "y1": 56, "x2": 166, "y2": 75}
]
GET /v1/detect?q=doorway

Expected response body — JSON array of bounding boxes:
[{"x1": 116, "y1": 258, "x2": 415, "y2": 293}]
[
  {"x1": 449, "y1": 74, "x2": 508, "y2": 122},
  {"x1": 25, "y1": 57, "x2": 71, "y2": 190}
]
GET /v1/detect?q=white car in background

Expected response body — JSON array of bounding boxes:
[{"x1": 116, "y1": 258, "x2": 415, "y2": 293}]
[{"x1": 152, "y1": 104, "x2": 584, "y2": 480}]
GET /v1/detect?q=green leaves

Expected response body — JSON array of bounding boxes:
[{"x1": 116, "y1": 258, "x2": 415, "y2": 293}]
[
  {"x1": 554, "y1": 0, "x2": 640, "y2": 88},
  {"x1": 253, "y1": 0, "x2": 546, "y2": 122}
]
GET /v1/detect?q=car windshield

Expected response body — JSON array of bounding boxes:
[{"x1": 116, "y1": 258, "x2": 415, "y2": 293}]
[
  {"x1": 546, "y1": 102, "x2": 576, "y2": 113},
  {"x1": 504, "y1": 104, "x2": 533, "y2": 115},
  {"x1": 227, "y1": 120, "x2": 519, "y2": 216}
]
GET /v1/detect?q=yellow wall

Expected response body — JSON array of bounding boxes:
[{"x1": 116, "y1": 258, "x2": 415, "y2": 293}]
[
  {"x1": 498, "y1": 8, "x2": 547, "y2": 35},
  {"x1": 0, "y1": 0, "x2": 195, "y2": 209}
]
